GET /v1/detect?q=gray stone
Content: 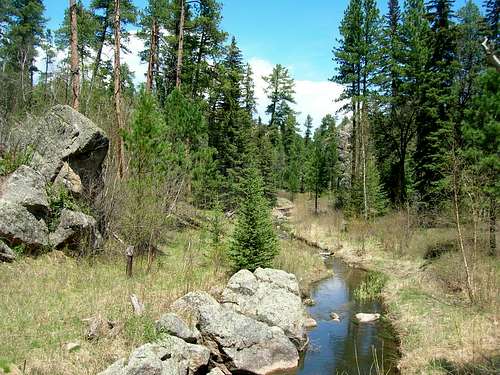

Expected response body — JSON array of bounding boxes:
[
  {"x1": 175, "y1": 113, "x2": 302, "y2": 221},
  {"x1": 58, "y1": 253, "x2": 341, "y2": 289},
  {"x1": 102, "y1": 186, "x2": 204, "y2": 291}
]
[
  {"x1": 157, "y1": 334, "x2": 210, "y2": 373},
  {"x1": 54, "y1": 162, "x2": 82, "y2": 194},
  {"x1": 172, "y1": 292, "x2": 299, "y2": 375},
  {"x1": 0, "y1": 240, "x2": 16, "y2": 262},
  {"x1": 207, "y1": 368, "x2": 225, "y2": 375},
  {"x1": 97, "y1": 359, "x2": 126, "y2": 375},
  {"x1": 1, "y1": 165, "x2": 49, "y2": 215},
  {"x1": 125, "y1": 344, "x2": 165, "y2": 375},
  {"x1": 221, "y1": 268, "x2": 308, "y2": 350},
  {"x1": 15, "y1": 105, "x2": 109, "y2": 186},
  {"x1": 0, "y1": 200, "x2": 48, "y2": 250},
  {"x1": 156, "y1": 312, "x2": 201, "y2": 343},
  {"x1": 49, "y1": 208, "x2": 102, "y2": 249},
  {"x1": 355, "y1": 313, "x2": 380, "y2": 323}
]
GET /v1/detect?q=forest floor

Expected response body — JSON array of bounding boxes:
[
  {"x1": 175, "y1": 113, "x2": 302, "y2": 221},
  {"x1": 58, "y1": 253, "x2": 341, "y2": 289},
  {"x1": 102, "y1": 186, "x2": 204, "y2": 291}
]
[
  {"x1": 289, "y1": 193, "x2": 499, "y2": 375},
  {"x1": 0, "y1": 216, "x2": 327, "y2": 375}
]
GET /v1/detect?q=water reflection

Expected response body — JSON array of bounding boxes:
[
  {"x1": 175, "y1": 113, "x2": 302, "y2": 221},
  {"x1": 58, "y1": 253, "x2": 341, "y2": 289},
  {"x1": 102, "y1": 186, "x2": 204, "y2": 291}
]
[{"x1": 292, "y1": 258, "x2": 399, "y2": 375}]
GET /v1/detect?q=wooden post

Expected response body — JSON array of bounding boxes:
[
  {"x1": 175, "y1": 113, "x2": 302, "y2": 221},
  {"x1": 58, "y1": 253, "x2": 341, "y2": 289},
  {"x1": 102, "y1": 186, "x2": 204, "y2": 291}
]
[{"x1": 126, "y1": 245, "x2": 134, "y2": 278}]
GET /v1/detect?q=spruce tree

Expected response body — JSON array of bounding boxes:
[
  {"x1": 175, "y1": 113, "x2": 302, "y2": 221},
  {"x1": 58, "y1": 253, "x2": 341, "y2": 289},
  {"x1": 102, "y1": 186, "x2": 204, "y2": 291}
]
[
  {"x1": 229, "y1": 167, "x2": 278, "y2": 271},
  {"x1": 263, "y1": 64, "x2": 295, "y2": 127},
  {"x1": 304, "y1": 114, "x2": 313, "y2": 145}
]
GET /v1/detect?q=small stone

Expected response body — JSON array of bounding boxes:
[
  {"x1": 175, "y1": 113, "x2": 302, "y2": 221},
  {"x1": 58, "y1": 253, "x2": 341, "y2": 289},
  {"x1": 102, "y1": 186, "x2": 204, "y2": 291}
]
[
  {"x1": 355, "y1": 313, "x2": 380, "y2": 323},
  {"x1": 65, "y1": 342, "x2": 81, "y2": 352},
  {"x1": 303, "y1": 298, "x2": 315, "y2": 306},
  {"x1": 304, "y1": 318, "x2": 317, "y2": 328},
  {"x1": 330, "y1": 312, "x2": 341, "y2": 322}
]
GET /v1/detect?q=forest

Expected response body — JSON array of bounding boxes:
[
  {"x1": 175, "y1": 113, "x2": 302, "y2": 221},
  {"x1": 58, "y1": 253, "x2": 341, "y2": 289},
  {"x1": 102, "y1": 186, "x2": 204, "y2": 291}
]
[{"x1": 0, "y1": 0, "x2": 498, "y2": 374}]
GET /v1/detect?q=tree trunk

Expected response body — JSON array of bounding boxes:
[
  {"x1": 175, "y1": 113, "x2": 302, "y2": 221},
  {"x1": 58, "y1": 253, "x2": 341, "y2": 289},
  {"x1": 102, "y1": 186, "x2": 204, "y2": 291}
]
[
  {"x1": 114, "y1": 0, "x2": 124, "y2": 178},
  {"x1": 315, "y1": 186, "x2": 319, "y2": 215},
  {"x1": 489, "y1": 195, "x2": 497, "y2": 257},
  {"x1": 87, "y1": 5, "x2": 110, "y2": 107},
  {"x1": 452, "y1": 147, "x2": 474, "y2": 303},
  {"x1": 70, "y1": 0, "x2": 80, "y2": 111},
  {"x1": 350, "y1": 88, "x2": 357, "y2": 190},
  {"x1": 191, "y1": 30, "x2": 206, "y2": 98},
  {"x1": 146, "y1": 17, "x2": 158, "y2": 92},
  {"x1": 361, "y1": 100, "x2": 368, "y2": 220},
  {"x1": 175, "y1": 0, "x2": 185, "y2": 89}
]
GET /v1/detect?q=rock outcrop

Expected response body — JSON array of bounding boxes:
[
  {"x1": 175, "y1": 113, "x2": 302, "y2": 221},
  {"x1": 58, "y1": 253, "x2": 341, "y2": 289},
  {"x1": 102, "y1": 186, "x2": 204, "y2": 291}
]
[
  {"x1": 49, "y1": 208, "x2": 102, "y2": 250},
  {"x1": 0, "y1": 105, "x2": 108, "y2": 259},
  {"x1": 0, "y1": 200, "x2": 49, "y2": 250},
  {"x1": 100, "y1": 269, "x2": 308, "y2": 375},
  {"x1": 17, "y1": 105, "x2": 109, "y2": 185},
  {"x1": 221, "y1": 268, "x2": 309, "y2": 350}
]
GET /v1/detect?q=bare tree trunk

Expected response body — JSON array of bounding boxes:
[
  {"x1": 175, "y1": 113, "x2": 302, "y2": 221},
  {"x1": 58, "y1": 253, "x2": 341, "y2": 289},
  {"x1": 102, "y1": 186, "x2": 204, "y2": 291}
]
[
  {"x1": 114, "y1": 0, "x2": 124, "y2": 178},
  {"x1": 175, "y1": 0, "x2": 185, "y2": 89},
  {"x1": 361, "y1": 100, "x2": 368, "y2": 220},
  {"x1": 86, "y1": 5, "x2": 110, "y2": 108},
  {"x1": 452, "y1": 148, "x2": 474, "y2": 303},
  {"x1": 70, "y1": 0, "x2": 80, "y2": 111},
  {"x1": 489, "y1": 195, "x2": 497, "y2": 257},
  {"x1": 146, "y1": 18, "x2": 158, "y2": 92}
]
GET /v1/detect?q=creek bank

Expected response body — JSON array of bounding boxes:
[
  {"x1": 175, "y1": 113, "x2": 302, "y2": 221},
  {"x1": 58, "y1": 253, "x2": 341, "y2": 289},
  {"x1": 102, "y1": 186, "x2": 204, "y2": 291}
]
[{"x1": 99, "y1": 267, "x2": 313, "y2": 375}]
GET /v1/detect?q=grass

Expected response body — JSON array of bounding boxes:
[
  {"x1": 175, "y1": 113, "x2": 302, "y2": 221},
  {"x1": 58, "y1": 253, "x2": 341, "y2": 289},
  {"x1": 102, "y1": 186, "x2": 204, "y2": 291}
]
[
  {"x1": 0, "y1": 229, "x2": 229, "y2": 375},
  {"x1": 0, "y1": 201, "x2": 328, "y2": 375},
  {"x1": 290, "y1": 193, "x2": 499, "y2": 375},
  {"x1": 354, "y1": 271, "x2": 388, "y2": 301}
]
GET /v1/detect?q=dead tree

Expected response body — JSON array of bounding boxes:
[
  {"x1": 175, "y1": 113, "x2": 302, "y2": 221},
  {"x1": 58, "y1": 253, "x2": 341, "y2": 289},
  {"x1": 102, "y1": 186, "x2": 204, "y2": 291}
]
[
  {"x1": 70, "y1": 0, "x2": 80, "y2": 110},
  {"x1": 482, "y1": 37, "x2": 500, "y2": 72}
]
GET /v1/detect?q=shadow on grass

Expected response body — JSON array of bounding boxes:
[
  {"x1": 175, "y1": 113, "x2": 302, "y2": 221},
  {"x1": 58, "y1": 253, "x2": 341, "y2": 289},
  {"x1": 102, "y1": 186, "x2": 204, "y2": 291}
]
[{"x1": 430, "y1": 355, "x2": 500, "y2": 374}]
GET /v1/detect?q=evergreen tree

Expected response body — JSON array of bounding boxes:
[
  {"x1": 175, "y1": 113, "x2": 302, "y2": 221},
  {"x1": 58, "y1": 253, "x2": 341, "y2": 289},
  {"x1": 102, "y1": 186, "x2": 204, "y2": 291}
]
[
  {"x1": 263, "y1": 64, "x2": 295, "y2": 127},
  {"x1": 229, "y1": 167, "x2": 278, "y2": 271},
  {"x1": 462, "y1": 69, "x2": 499, "y2": 256},
  {"x1": 0, "y1": 0, "x2": 46, "y2": 111},
  {"x1": 242, "y1": 63, "x2": 256, "y2": 116},
  {"x1": 304, "y1": 114, "x2": 313, "y2": 144},
  {"x1": 484, "y1": 0, "x2": 499, "y2": 45}
]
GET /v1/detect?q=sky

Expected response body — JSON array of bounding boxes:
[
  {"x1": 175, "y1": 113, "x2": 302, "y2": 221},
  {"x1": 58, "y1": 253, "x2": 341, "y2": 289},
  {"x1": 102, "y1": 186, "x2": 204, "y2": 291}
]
[{"x1": 40, "y1": 0, "x2": 483, "y2": 128}]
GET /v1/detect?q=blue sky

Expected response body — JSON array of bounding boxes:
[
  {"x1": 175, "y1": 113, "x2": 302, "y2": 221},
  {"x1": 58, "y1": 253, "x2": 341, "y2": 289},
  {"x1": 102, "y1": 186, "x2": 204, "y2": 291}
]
[{"x1": 41, "y1": 0, "x2": 484, "y2": 126}]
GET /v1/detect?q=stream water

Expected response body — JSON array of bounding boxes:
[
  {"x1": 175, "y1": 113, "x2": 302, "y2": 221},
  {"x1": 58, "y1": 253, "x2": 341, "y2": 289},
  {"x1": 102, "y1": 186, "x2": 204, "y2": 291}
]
[{"x1": 290, "y1": 257, "x2": 400, "y2": 375}]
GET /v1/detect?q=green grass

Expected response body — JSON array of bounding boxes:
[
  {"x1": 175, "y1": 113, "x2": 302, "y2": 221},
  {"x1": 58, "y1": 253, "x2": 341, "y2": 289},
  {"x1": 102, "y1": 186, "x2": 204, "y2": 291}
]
[
  {"x1": 353, "y1": 271, "x2": 388, "y2": 301},
  {"x1": 0, "y1": 229, "x2": 229, "y2": 375}
]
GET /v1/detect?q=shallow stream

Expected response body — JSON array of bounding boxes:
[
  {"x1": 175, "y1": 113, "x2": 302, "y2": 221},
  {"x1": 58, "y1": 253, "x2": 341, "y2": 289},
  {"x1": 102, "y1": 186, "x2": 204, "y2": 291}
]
[{"x1": 289, "y1": 257, "x2": 400, "y2": 375}]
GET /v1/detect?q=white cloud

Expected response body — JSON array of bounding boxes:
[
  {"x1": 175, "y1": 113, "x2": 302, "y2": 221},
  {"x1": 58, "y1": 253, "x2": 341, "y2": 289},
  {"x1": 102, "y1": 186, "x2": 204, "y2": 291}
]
[{"x1": 249, "y1": 57, "x2": 348, "y2": 131}]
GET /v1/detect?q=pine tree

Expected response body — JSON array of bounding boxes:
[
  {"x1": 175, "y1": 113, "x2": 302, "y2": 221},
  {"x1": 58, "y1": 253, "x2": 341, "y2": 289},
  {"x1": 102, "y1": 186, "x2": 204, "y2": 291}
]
[
  {"x1": 0, "y1": 0, "x2": 46, "y2": 111},
  {"x1": 263, "y1": 64, "x2": 295, "y2": 127},
  {"x1": 229, "y1": 167, "x2": 278, "y2": 271},
  {"x1": 462, "y1": 69, "x2": 499, "y2": 256},
  {"x1": 484, "y1": 0, "x2": 499, "y2": 45},
  {"x1": 304, "y1": 114, "x2": 313, "y2": 145},
  {"x1": 242, "y1": 63, "x2": 256, "y2": 116}
]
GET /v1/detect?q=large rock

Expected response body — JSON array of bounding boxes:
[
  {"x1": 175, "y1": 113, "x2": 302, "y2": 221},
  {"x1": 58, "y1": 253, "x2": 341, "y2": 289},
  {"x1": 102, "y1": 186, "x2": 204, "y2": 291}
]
[
  {"x1": 0, "y1": 165, "x2": 49, "y2": 215},
  {"x1": 49, "y1": 208, "x2": 102, "y2": 249},
  {"x1": 0, "y1": 200, "x2": 48, "y2": 249},
  {"x1": 98, "y1": 336, "x2": 210, "y2": 375},
  {"x1": 171, "y1": 292, "x2": 299, "y2": 375},
  {"x1": 156, "y1": 312, "x2": 201, "y2": 343},
  {"x1": 0, "y1": 240, "x2": 16, "y2": 262},
  {"x1": 221, "y1": 268, "x2": 308, "y2": 350},
  {"x1": 16, "y1": 105, "x2": 109, "y2": 185}
]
